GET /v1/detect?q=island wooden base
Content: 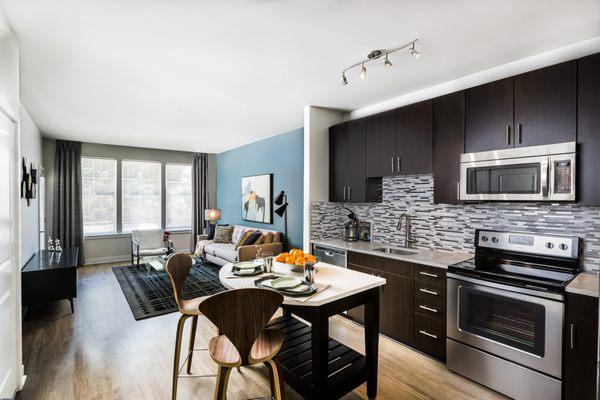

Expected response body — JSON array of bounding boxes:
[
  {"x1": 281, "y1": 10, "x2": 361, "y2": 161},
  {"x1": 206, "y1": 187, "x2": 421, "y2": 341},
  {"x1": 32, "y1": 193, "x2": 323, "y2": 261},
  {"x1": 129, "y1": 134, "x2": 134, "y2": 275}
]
[{"x1": 268, "y1": 316, "x2": 367, "y2": 399}]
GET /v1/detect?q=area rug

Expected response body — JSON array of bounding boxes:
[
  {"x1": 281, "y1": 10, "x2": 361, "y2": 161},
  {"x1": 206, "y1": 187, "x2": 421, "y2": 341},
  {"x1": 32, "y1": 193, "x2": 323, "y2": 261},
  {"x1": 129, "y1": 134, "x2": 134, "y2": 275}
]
[{"x1": 112, "y1": 262, "x2": 226, "y2": 320}]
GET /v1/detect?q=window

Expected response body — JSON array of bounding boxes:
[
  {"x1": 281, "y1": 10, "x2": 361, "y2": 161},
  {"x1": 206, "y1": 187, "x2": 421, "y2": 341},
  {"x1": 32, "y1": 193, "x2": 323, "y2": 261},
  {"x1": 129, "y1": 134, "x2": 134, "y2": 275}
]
[
  {"x1": 166, "y1": 164, "x2": 192, "y2": 230},
  {"x1": 122, "y1": 160, "x2": 161, "y2": 232},
  {"x1": 82, "y1": 157, "x2": 117, "y2": 235}
]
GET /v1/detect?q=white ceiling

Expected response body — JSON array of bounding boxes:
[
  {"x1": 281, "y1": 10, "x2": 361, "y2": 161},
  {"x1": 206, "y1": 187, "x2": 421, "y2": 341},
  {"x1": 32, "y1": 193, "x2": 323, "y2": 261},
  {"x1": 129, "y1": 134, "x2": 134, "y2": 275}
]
[{"x1": 1, "y1": 0, "x2": 599, "y2": 154}]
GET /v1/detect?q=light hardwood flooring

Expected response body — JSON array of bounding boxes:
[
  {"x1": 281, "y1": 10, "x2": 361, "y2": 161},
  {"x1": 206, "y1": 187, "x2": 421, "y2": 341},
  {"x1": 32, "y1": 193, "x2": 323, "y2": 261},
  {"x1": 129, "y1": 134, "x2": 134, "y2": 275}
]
[{"x1": 18, "y1": 262, "x2": 507, "y2": 400}]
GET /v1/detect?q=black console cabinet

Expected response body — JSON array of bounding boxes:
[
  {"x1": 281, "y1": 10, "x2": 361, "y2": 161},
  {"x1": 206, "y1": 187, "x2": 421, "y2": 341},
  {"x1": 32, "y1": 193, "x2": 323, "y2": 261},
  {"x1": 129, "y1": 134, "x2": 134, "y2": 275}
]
[{"x1": 22, "y1": 248, "x2": 79, "y2": 312}]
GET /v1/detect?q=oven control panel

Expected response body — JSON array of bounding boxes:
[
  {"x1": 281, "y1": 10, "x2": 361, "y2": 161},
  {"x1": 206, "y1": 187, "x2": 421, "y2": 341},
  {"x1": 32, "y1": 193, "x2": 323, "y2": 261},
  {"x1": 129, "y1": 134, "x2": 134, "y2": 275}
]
[{"x1": 476, "y1": 230, "x2": 579, "y2": 259}]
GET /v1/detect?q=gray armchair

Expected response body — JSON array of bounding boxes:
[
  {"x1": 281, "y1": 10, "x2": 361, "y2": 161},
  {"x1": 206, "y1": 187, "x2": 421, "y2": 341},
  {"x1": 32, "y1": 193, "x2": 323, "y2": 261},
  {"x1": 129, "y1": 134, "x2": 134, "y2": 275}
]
[{"x1": 131, "y1": 229, "x2": 173, "y2": 268}]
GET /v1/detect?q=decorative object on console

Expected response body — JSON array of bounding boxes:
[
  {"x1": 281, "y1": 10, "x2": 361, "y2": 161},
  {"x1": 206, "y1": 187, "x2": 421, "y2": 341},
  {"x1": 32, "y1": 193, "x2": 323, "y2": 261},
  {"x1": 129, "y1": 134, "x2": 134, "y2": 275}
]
[
  {"x1": 340, "y1": 39, "x2": 420, "y2": 85},
  {"x1": 242, "y1": 173, "x2": 272, "y2": 223},
  {"x1": 47, "y1": 237, "x2": 54, "y2": 252},
  {"x1": 54, "y1": 239, "x2": 62, "y2": 253},
  {"x1": 274, "y1": 190, "x2": 288, "y2": 249}
]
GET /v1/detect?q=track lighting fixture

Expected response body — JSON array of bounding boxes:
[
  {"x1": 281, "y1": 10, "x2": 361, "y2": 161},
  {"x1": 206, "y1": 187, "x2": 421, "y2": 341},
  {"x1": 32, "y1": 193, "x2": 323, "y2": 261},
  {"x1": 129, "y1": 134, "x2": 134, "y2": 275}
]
[
  {"x1": 359, "y1": 63, "x2": 367, "y2": 79},
  {"x1": 409, "y1": 42, "x2": 421, "y2": 59},
  {"x1": 340, "y1": 39, "x2": 419, "y2": 85},
  {"x1": 384, "y1": 54, "x2": 392, "y2": 69}
]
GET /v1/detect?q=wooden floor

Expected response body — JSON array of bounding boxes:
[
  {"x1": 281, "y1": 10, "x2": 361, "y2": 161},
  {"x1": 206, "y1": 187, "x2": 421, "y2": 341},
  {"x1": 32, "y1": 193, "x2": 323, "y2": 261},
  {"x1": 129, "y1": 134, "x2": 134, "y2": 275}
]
[{"x1": 18, "y1": 262, "x2": 507, "y2": 400}]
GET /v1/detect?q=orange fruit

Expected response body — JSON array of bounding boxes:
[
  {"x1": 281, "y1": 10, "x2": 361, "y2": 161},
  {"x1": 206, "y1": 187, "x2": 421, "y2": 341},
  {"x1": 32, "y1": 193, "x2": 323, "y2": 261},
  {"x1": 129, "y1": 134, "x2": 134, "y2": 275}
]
[
  {"x1": 285, "y1": 256, "x2": 296, "y2": 265},
  {"x1": 305, "y1": 254, "x2": 316, "y2": 263},
  {"x1": 275, "y1": 254, "x2": 286, "y2": 263},
  {"x1": 295, "y1": 257, "x2": 306, "y2": 266}
]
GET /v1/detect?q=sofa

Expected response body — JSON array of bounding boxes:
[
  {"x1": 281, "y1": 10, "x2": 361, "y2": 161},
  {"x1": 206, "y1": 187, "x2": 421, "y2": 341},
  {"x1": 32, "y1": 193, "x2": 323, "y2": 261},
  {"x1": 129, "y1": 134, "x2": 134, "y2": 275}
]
[{"x1": 196, "y1": 225, "x2": 283, "y2": 266}]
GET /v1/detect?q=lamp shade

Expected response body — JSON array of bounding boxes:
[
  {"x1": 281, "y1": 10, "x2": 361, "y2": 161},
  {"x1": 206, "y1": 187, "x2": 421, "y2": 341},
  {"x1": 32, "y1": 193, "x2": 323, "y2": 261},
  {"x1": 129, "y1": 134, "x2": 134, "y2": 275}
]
[
  {"x1": 274, "y1": 190, "x2": 285, "y2": 205},
  {"x1": 274, "y1": 202, "x2": 288, "y2": 217},
  {"x1": 204, "y1": 209, "x2": 221, "y2": 221}
]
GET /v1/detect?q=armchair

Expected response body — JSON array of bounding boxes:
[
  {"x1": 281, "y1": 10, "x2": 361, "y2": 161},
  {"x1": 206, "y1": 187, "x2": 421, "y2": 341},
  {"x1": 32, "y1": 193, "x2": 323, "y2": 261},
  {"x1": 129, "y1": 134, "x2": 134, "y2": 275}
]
[{"x1": 131, "y1": 229, "x2": 173, "y2": 268}]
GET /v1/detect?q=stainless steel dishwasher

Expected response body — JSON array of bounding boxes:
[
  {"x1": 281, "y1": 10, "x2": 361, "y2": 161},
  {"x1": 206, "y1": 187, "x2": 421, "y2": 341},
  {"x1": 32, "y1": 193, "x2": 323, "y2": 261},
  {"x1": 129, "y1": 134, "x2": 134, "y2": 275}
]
[{"x1": 312, "y1": 244, "x2": 347, "y2": 268}]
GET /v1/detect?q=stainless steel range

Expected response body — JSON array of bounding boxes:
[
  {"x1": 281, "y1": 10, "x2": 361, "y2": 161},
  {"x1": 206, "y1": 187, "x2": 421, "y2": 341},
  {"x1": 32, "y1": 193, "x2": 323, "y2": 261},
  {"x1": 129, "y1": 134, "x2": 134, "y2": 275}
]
[{"x1": 447, "y1": 229, "x2": 581, "y2": 400}]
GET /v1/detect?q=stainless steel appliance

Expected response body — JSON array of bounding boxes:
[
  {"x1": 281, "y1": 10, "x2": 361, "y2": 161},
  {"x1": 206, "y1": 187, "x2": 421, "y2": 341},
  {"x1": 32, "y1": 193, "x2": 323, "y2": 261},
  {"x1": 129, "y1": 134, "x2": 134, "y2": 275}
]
[
  {"x1": 343, "y1": 207, "x2": 359, "y2": 242},
  {"x1": 459, "y1": 141, "x2": 576, "y2": 201},
  {"x1": 312, "y1": 244, "x2": 347, "y2": 268},
  {"x1": 447, "y1": 229, "x2": 581, "y2": 400}
]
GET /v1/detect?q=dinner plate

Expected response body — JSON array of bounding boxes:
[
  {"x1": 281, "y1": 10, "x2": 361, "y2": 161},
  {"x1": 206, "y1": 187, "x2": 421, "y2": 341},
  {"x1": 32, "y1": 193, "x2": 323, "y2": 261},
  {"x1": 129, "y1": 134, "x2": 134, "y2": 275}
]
[{"x1": 271, "y1": 276, "x2": 303, "y2": 289}]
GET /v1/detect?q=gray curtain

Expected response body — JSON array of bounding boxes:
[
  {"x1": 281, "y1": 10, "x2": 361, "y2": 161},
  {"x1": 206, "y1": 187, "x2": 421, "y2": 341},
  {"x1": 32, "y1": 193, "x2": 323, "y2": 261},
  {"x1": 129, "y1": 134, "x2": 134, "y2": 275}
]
[
  {"x1": 52, "y1": 140, "x2": 84, "y2": 264},
  {"x1": 191, "y1": 153, "x2": 208, "y2": 249}
]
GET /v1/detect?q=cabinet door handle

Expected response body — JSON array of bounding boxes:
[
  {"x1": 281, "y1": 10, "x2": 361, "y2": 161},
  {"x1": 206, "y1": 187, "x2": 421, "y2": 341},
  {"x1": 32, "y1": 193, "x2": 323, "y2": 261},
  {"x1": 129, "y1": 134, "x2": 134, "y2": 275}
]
[
  {"x1": 570, "y1": 323, "x2": 574, "y2": 350},
  {"x1": 456, "y1": 182, "x2": 460, "y2": 200},
  {"x1": 419, "y1": 305, "x2": 438, "y2": 313},
  {"x1": 517, "y1": 123, "x2": 522, "y2": 144},
  {"x1": 505, "y1": 125, "x2": 511, "y2": 146},
  {"x1": 391, "y1": 157, "x2": 395, "y2": 173},
  {"x1": 342, "y1": 187, "x2": 346, "y2": 201},
  {"x1": 419, "y1": 330, "x2": 438, "y2": 339},
  {"x1": 397, "y1": 156, "x2": 401, "y2": 173},
  {"x1": 419, "y1": 271, "x2": 439, "y2": 278},
  {"x1": 419, "y1": 288, "x2": 439, "y2": 296},
  {"x1": 348, "y1": 186, "x2": 351, "y2": 201}
]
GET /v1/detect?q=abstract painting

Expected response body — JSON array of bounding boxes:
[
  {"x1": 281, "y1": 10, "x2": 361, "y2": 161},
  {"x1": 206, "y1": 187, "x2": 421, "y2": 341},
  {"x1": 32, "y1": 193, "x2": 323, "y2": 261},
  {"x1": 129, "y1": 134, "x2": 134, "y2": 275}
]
[{"x1": 241, "y1": 174, "x2": 272, "y2": 223}]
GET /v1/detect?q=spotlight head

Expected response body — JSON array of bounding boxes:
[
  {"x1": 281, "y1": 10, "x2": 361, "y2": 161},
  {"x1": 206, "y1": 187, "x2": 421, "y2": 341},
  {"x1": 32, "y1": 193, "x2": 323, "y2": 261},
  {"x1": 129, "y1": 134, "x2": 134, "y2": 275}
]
[
  {"x1": 409, "y1": 43, "x2": 420, "y2": 59},
  {"x1": 384, "y1": 54, "x2": 392, "y2": 69},
  {"x1": 359, "y1": 63, "x2": 367, "y2": 79},
  {"x1": 340, "y1": 72, "x2": 348, "y2": 85},
  {"x1": 274, "y1": 203, "x2": 288, "y2": 217},
  {"x1": 273, "y1": 190, "x2": 285, "y2": 205}
]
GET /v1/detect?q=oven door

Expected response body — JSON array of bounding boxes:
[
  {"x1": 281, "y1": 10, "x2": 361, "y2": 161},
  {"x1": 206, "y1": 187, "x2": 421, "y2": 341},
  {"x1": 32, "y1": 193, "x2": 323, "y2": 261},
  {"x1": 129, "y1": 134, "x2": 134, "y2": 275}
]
[
  {"x1": 447, "y1": 276, "x2": 564, "y2": 378},
  {"x1": 460, "y1": 155, "x2": 550, "y2": 201}
]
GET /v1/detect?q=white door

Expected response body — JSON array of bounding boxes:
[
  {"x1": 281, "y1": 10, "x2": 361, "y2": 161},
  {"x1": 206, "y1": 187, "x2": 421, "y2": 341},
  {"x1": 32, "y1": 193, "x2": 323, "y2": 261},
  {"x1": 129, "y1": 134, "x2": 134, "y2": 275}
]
[{"x1": 0, "y1": 111, "x2": 19, "y2": 398}]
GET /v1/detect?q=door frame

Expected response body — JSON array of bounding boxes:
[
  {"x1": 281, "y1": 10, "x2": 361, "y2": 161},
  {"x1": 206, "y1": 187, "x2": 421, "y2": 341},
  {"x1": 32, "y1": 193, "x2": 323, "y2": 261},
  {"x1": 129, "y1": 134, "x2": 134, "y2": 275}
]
[{"x1": 1, "y1": 106, "x2": 24, "y2": 396}]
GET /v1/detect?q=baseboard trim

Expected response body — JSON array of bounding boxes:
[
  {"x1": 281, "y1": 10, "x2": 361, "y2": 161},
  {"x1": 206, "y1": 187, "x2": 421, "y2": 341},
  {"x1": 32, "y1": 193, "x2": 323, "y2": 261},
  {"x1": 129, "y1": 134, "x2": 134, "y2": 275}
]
[{"x1": 84, "y1": 255, "x2": 130, "y2": 265}]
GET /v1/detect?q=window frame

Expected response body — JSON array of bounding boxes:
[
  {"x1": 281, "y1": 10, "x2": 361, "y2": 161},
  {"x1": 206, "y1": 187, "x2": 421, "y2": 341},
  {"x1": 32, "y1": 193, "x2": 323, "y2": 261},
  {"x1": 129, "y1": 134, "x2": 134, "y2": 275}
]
[
  {"x1": 165, "y1": 162, "x2": 193, "y2": 231},
  {"x1": 81, "y1": 156, "x2": 118, "y2": 237},
  {"x1": 120, "y1": 159, "x2": 163, "y2": 233}
]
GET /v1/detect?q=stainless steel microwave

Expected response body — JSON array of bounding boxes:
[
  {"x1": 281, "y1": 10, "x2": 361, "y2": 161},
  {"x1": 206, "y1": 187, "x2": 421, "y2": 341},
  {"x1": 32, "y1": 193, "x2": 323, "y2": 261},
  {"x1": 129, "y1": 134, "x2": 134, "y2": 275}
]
[{"x1": 459, "y1": 142, "x2": 576, "y2": 202}]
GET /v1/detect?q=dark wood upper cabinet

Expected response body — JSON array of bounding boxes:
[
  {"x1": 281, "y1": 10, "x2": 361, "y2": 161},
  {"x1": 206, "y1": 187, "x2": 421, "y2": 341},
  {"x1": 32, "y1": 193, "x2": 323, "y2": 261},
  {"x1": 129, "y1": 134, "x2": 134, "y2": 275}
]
[
  {"x1": 329, "y1": 123, "x2": 348, "y2": 202},
  {"x1": 563, "y1": 293, "x2": 598, "y2": 400},
  {"x1": 366, "y1": 111, "x2": 396, "y2": 178},
  {"x1": 465, "y1": 77, "x2": 514, "y2": 152},
  {"x1": 514, "y1": 60, "x2": 577, "y2": 147},
  {"x1": 346, "y1": 119, "x2": 367, "y2": 202},
  {"x1": 395, "y1": 100, "x2": 433, "y2": 175},
  {"x1": 433, "y1": 91, "x2": 465, "y2": 205},
  {"x1": 577, "y1": 53, "x2": 600, "y2": 206},
  {"x1": 329, "y1": 119, "x2": 368, "y2": 203}
]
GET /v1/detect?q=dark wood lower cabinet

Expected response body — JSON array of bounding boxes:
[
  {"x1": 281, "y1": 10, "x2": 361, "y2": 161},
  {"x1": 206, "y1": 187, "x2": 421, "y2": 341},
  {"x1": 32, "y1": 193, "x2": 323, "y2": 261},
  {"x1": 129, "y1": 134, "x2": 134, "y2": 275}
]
[
  {"x1": 563, "y1": 293, "x2": 598, "y2": 400},
  {"x1": 346, "y1": 251, "x2": 446, "y2": 361}
]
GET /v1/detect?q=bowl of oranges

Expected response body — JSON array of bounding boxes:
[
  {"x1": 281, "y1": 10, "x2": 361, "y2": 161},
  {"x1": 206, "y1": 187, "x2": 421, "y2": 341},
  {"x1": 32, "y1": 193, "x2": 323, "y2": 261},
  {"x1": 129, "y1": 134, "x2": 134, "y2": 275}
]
[{"x1": 274, "y1": 249, "x2": 318, "y2": 272}]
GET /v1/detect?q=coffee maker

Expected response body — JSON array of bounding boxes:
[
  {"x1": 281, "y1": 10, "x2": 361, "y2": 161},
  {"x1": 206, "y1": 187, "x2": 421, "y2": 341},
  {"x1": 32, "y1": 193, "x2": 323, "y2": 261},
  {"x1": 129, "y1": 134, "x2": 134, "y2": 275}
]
[{"x1": 343, "y1": 208, "x2": 359, "y2": 242}]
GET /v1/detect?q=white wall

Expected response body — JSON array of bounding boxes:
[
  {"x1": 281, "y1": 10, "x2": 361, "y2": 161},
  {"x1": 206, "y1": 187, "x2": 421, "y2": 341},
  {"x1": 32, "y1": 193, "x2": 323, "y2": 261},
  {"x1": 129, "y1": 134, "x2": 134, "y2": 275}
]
[
  {"x1": 19, "y1": 105, "x2": 42, "y2": 266},
  {"x1": 0, "y1": 10, "x2": 18, "y2": 120},
  {"x1": 302, "y1": 106, "x2": 344, "y2": 251}
]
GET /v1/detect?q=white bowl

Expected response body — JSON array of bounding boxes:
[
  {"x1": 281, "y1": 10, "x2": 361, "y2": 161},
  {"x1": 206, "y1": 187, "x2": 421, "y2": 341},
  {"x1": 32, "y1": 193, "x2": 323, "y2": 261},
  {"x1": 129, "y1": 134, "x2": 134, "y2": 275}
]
[{"x1": 273, "y1": 260, "x2": 303, "y2": 273}]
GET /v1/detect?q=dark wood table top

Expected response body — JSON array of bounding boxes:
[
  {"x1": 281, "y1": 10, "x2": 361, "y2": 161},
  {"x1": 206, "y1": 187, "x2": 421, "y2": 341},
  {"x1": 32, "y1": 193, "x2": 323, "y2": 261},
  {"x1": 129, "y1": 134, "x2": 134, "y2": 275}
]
[{"x1": 22, "y1": 248, "x2": 79, "y2": 272}]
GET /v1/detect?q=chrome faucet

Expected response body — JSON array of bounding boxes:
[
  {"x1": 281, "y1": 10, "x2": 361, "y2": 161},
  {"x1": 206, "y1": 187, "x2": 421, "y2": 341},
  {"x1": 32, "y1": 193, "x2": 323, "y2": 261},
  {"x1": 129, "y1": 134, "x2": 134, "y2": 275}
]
[{"x1": 397, "y1": 213, "x2": 417, "y2": 248}]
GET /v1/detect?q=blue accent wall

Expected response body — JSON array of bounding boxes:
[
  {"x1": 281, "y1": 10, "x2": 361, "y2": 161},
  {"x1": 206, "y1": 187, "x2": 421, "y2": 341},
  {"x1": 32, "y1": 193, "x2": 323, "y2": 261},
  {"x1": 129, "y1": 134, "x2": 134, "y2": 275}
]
[{"x1": 216, "y1": 128, "x2": 304, "y2": 249}]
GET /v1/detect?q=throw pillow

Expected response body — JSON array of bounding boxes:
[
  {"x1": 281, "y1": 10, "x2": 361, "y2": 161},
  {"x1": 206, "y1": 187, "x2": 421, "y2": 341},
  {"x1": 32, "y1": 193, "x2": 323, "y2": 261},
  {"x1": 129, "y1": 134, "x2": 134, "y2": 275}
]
[
  {"x1": 262, "y1": 232, "x2": 274, "y2": 244},
  {"x1": 253, "y1": 234, "x2": 264, "y2": 245},
  {"x1": 272, "y1": 232, "x2": 282, "y2": 243},
  {"x1": 236, "y1": 230, "x2": 255, "y2": 248},
  {"x1": 213, "y1": 225, "x2": 234, "y2": 243},
  {"x1": 231, "y1": 226, "x2": 246, "y2": 245},
  {"x1": 243, "y1": 230, "x2": 262, "y2": 246},
  {"x1": 207, "y1": 223, "x2": 228, "y2": 240}
]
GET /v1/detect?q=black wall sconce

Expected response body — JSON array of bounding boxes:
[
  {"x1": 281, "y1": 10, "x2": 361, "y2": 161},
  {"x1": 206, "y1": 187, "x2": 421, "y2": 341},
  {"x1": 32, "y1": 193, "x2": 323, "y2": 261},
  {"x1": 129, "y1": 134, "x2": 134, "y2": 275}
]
[{"x1": 273, "y1": 190, "x2": 288, "y2": 249}]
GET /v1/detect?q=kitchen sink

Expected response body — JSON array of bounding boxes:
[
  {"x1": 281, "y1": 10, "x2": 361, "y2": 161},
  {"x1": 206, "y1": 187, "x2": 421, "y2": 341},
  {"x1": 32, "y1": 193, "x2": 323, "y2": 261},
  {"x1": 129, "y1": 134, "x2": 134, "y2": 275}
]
[{"x1": 372, "y1": 247, "x2": 419, "y2": 256}]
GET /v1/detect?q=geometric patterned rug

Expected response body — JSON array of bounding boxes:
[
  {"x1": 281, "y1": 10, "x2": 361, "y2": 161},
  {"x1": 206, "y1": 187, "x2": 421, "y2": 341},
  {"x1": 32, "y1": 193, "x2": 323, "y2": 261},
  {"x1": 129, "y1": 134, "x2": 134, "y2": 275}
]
[{"x1": 112, "y1": 261, "x2": 226, "y2": 320}]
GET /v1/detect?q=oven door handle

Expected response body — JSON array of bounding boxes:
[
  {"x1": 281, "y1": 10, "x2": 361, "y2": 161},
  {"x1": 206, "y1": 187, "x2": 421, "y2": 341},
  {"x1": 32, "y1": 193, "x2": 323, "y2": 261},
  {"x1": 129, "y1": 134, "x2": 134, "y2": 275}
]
[{"x1": 541, "y1": 158, "x2": 549, "y2": 197}]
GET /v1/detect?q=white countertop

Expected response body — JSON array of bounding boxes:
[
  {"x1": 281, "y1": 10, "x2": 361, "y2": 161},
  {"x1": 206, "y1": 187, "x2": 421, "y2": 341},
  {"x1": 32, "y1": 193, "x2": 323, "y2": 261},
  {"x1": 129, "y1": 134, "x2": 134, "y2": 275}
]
[
  {"x1": 566, "y1": 272, "x2": 599, "y2": 298},
  {"x1": 311, "y1": 239, "x2": 473, "y2": 269},
  {"x1": 219, "y1": 261, "x2": 386, "y2": 307}
]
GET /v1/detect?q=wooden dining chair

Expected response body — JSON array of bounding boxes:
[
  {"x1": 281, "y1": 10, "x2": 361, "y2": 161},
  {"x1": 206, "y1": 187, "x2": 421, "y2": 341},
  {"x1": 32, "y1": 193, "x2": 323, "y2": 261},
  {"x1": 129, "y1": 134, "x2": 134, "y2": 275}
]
[
  {"x1": 199, "y1": 288, "x2": 285, "y2": 400},
  {"x1": 165, "y1": 253, "x2": 216, "y2": 400}
]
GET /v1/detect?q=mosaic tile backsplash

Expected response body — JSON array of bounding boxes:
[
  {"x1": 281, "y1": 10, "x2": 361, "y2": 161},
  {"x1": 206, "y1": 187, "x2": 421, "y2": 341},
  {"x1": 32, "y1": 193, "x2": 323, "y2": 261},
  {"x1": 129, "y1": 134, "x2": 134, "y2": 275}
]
[{"x1": 310, "y1": 174, "x2": 600, "y2": 272}]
